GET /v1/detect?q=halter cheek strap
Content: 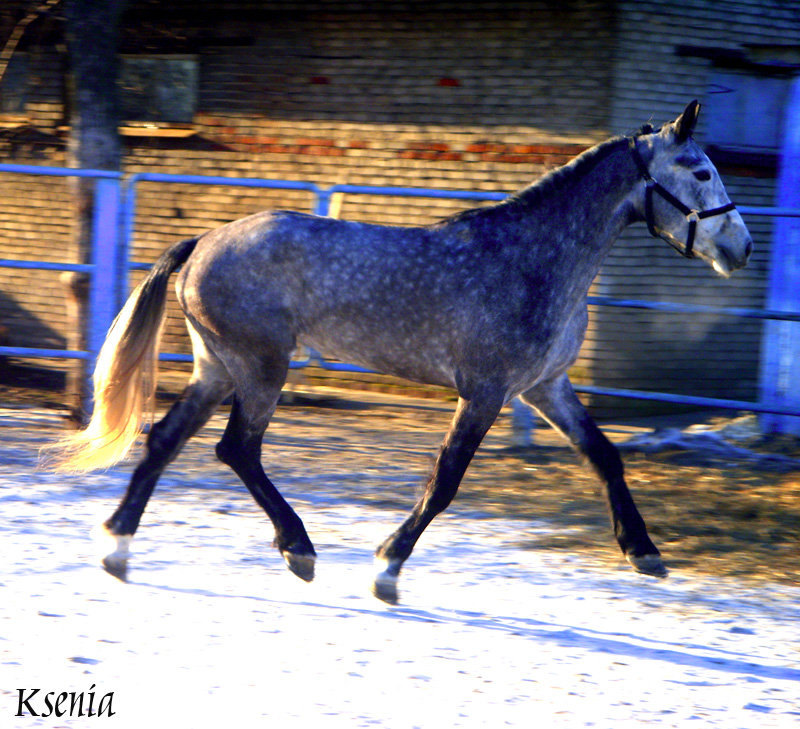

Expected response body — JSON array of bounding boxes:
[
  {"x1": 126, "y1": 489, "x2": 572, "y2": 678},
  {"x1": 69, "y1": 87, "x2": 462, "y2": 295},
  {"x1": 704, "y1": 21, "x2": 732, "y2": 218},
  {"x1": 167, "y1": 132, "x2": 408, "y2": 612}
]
[{"x1": 629, "y1": 138, "x2": 736, "y2": 258}]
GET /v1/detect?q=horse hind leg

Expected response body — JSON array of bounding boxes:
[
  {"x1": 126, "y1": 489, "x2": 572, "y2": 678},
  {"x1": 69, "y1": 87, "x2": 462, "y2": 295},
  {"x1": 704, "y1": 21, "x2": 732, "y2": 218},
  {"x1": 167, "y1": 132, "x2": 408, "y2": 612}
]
[
  {"x1": 100, "y1": 349, "x2": 233, "y2": 579},
  {"x1": 214, "y1": 360, "x2": 316, "y2": 582}
]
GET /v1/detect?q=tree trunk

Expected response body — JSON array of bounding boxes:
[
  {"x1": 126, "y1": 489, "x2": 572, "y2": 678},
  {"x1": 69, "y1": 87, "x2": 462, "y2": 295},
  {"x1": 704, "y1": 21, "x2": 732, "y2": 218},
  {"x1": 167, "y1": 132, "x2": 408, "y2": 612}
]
[{"x1": 63, "y1": 0, "x2": 125, "y2": 423}]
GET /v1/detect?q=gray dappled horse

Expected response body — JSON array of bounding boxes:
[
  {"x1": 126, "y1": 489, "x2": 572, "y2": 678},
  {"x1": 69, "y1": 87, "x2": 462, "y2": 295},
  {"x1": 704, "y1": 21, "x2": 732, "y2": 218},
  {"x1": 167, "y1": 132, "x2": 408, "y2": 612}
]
[{"x1": 50, "y1": 101, "x2": 752, "y2": 602}]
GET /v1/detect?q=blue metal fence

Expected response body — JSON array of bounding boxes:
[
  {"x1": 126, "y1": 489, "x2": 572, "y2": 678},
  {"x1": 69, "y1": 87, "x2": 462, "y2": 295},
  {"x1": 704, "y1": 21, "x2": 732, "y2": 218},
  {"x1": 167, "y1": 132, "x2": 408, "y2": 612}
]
[
  {"x1": 0, "y1": 165, "x2": 122, "y2": 374},
  {"x1": 2, "y1": 162, "x2": 800, "y2": 419}
]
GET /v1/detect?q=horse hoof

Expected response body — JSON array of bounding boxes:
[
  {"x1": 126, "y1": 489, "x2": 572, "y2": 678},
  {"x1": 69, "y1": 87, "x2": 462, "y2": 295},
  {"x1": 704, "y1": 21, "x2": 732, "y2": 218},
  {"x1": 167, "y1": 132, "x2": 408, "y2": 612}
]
[
  {"x1": 627, "y1": 553, "x2": 668, "y2": 579},
  {"x1": 282, "y1": 551, "x2": 315, "y2": 582},
  {"x1": 92, "y1": 526, "x2": 131, "y2": 582},
  {"x1": 102, "y1": 555, "x2": 129, "y2": 582},
  {"x1": 372, "y1": 576, "x2": 399, "y2": 605},
  {"x1": 372, "y1": 558, "x2": 401, "y2": 604}
]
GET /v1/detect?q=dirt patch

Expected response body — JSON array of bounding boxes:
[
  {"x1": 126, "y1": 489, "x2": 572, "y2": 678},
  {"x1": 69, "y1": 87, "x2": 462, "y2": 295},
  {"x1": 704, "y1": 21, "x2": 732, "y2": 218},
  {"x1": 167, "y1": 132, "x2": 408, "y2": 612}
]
[
  {"x1": 4, "y1": 377, "x2": 800, "y2": 587},
  {"x1": 190, "y1": 393, "x2": 800, "y2": 587},
  {"x1": 469, "y1": 445, "x2": 800, "y2": 586}
]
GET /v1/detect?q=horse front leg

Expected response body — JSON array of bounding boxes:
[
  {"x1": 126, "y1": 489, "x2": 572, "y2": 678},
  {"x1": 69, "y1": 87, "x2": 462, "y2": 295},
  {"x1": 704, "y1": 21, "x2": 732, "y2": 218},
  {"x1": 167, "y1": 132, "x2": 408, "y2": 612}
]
[
  {"x1": 521, "y1": 375, "x2": 667, "y2": 578},
  {"x1": 373, "y1": 390, "x2": 504, "y2": 603}
]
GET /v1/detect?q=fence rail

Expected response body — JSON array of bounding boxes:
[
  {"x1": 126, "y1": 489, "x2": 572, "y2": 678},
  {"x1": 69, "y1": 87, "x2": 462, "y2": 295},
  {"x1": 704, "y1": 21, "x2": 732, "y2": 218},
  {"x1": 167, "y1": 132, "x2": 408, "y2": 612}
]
[{"x1": 1, "y1": 162, "x2": 800, "y2": 420}]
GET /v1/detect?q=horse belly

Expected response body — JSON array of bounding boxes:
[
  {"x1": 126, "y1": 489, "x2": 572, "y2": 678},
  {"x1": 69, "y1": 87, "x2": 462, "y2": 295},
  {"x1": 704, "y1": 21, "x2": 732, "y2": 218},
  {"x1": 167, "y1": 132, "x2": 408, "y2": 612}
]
[{"x1": 297, "y1": 325, "x2": 458, "y2": 390}]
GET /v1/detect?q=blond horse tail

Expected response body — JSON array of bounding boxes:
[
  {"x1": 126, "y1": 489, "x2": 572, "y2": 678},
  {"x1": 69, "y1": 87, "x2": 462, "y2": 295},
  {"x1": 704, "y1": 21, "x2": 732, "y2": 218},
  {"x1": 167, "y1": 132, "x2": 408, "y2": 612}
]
[{"x1": 44, "y1": 236, "x2": 200, "y2": 473}]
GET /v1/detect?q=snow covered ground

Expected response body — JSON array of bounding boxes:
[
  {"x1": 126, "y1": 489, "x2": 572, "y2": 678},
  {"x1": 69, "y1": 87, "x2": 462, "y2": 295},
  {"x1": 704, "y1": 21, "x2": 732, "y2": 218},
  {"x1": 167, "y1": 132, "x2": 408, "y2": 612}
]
[{"x1": 1, "y1": 405, "x2": 798, "y2": 728}]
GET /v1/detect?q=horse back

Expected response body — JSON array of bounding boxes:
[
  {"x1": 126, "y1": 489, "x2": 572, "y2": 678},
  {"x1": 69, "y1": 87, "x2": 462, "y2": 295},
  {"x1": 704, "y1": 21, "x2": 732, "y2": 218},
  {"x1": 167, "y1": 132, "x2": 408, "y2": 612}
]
[{"x1": 176, "y1": 210, "x2": 584, "y2": 391}]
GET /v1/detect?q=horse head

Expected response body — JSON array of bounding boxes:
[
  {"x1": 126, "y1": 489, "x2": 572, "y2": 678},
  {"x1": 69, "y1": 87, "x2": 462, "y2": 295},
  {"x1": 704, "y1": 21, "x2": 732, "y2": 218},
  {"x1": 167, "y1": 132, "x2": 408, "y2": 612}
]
[{"x1": 630, "y1": 100, "x2": 753, "y2": 277}]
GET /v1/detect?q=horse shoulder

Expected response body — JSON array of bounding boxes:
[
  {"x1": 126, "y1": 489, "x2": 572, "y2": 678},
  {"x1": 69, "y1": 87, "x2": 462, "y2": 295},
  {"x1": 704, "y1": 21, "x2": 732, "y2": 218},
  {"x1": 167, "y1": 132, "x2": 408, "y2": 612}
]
[{"x1": 540, "y1": 304, "x2": 589, "y2": 379}]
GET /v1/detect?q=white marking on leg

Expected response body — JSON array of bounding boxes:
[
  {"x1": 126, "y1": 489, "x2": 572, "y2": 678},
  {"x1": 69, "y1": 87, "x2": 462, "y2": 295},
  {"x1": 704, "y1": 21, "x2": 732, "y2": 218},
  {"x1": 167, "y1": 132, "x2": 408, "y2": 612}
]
[
  {"x1": 372, "y1": 557, "x2": 402, "y2": 603},
  {"x1": 91, "y1": 523, "x2": 132, "y2": 567},
  {"x1": 373, "y1": 556, "x2": 399, "y2": 582}
]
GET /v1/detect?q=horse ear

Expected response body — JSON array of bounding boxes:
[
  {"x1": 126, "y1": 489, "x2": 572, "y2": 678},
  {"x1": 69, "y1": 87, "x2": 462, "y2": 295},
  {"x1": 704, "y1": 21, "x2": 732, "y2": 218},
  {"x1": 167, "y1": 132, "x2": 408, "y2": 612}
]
[{"x1": 674, "y1": 100, "x2": 701, "y2": 143}]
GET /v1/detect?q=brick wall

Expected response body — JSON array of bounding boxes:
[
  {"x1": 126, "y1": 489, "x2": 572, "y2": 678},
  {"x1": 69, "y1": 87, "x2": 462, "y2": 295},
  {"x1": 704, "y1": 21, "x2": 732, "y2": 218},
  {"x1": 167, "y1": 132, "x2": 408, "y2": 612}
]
[
  {"x1": 128, "y1": 0, "x2": 616, "y2": 392},
  {"x1": 1, "y1": 0, "x2": 796, "y2": 415},
  {"x1": 0, "y1": 41, "x2": 70, "y2": 353},
  {"x1": 585, "y1": 0, "x2": 800, "y2": 414},
  {"x1": 2, "y1": 0, "x2": 617, "y2": 398}
]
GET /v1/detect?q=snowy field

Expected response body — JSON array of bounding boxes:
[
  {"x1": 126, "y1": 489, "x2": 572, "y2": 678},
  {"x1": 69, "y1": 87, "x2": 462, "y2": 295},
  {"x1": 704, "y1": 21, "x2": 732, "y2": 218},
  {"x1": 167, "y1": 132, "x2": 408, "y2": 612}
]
[{"x1": 1, "y1": 404, "x2": 798, "y2": 728}]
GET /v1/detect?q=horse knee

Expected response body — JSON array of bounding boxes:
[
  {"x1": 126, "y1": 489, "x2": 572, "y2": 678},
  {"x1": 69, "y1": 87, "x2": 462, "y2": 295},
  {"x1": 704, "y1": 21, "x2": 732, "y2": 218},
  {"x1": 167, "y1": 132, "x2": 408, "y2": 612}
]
[
  {"x1": 573, "y1": 415, "x2": 624, "y2": 480},
  {"x1": 215, "y1": 437, "x2": 236, "y2": 467},
  {"x1": 216, "y1": 396, "x2": 268, "y2": 471},
  {"x1": 422, "y1": 482, "x2": 458, "y2": 515},
  {"x1": 144, "y1": 397, "x2": 211, "y2": 462},
  {"x1": 144, "y1": 418, "x2": 175, "y2": 460},
  {"x1": 584, "y1": 439, "x2": 624, "y2": 481},
  {"x1": 215, "y1": 433, "x2": 258, "y2": 470}
]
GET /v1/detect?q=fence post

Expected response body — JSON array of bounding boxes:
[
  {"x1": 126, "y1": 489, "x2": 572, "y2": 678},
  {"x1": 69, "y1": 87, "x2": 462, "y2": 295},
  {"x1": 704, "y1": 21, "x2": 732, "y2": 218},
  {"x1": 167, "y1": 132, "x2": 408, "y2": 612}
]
[
  {"x1": 86, "y1": 176, "x2": 121, "y2": 412},
  {"x1": 759, "y1": 75, "x2": 800, "y2": 435},
  {"x1": 314, "y1": 188, "x2": 333, "y2": 217},
  {"x1": 510, "y1": 397, "x2": 536, "y2": 447}
]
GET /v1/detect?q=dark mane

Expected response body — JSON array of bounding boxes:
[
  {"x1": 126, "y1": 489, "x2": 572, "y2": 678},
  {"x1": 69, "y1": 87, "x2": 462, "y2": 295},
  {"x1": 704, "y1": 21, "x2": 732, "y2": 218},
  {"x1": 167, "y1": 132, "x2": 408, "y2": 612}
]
[{"x1": 434, "y1": 135, "x2": 630, "y2": 228}]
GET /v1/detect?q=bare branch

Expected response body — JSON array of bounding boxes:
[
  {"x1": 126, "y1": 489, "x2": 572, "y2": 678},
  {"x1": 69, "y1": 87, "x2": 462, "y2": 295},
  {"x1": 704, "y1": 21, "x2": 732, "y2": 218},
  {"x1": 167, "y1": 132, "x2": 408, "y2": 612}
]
[{"x1": 0, "y1": 0, "x2": 62, "y2": 84}]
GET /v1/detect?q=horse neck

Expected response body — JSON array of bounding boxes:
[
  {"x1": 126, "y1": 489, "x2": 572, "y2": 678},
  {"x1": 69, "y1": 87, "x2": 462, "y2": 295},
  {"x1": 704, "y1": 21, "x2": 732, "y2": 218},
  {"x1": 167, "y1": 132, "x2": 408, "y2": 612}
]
[{"x1": 515, "y1": 139, "x2": 638, "y2": 292}]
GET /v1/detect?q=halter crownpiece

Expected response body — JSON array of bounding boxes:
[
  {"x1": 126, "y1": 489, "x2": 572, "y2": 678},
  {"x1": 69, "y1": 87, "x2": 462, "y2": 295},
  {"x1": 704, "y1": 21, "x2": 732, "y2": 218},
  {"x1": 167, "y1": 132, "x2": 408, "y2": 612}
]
[{"x1": 629, "y1": 137, "x2": 736, "y2": 258}]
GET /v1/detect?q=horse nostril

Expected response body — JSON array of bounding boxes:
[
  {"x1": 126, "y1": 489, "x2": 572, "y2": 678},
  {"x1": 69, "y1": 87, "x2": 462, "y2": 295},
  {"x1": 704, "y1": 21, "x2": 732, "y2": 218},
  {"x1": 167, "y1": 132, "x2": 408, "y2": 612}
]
[{"x1": 745, "y1": 239, "x2": 753, "y2": 260}]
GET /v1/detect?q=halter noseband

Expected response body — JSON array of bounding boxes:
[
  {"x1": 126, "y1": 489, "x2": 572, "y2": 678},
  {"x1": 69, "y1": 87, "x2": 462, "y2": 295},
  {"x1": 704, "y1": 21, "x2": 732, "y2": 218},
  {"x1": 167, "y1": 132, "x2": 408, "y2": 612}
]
[{"x1": 629, "y1": 137, "x2": 736, "y2": 258}]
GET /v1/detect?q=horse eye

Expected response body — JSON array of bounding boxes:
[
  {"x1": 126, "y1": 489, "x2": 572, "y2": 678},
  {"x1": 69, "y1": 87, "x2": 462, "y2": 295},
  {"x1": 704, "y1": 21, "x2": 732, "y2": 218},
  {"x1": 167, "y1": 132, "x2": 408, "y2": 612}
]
[{"x1": 693, "y1": 169, "x2": 712, "y2": 182}]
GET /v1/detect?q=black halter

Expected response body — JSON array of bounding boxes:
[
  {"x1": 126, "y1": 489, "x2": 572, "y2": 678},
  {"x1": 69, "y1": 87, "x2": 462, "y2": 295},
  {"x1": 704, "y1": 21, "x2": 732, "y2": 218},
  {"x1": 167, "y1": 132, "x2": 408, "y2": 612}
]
[{"x1": 629, "y1": 137, "x2": 736, "y2": 258}]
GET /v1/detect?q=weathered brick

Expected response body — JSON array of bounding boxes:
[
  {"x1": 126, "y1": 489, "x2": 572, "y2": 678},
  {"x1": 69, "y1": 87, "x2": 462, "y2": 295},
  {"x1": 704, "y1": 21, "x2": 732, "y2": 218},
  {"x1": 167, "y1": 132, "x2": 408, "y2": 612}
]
[{"x1": 0, "y1": 0, "x2": 792, "y2": 412}]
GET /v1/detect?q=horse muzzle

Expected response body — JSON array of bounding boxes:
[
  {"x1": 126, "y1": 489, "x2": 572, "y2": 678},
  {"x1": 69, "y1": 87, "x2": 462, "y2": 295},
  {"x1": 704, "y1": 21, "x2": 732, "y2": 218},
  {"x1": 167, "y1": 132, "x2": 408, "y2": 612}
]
[{"x1": 712, "y1": 236, "x2": 753, "y2": 277}]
